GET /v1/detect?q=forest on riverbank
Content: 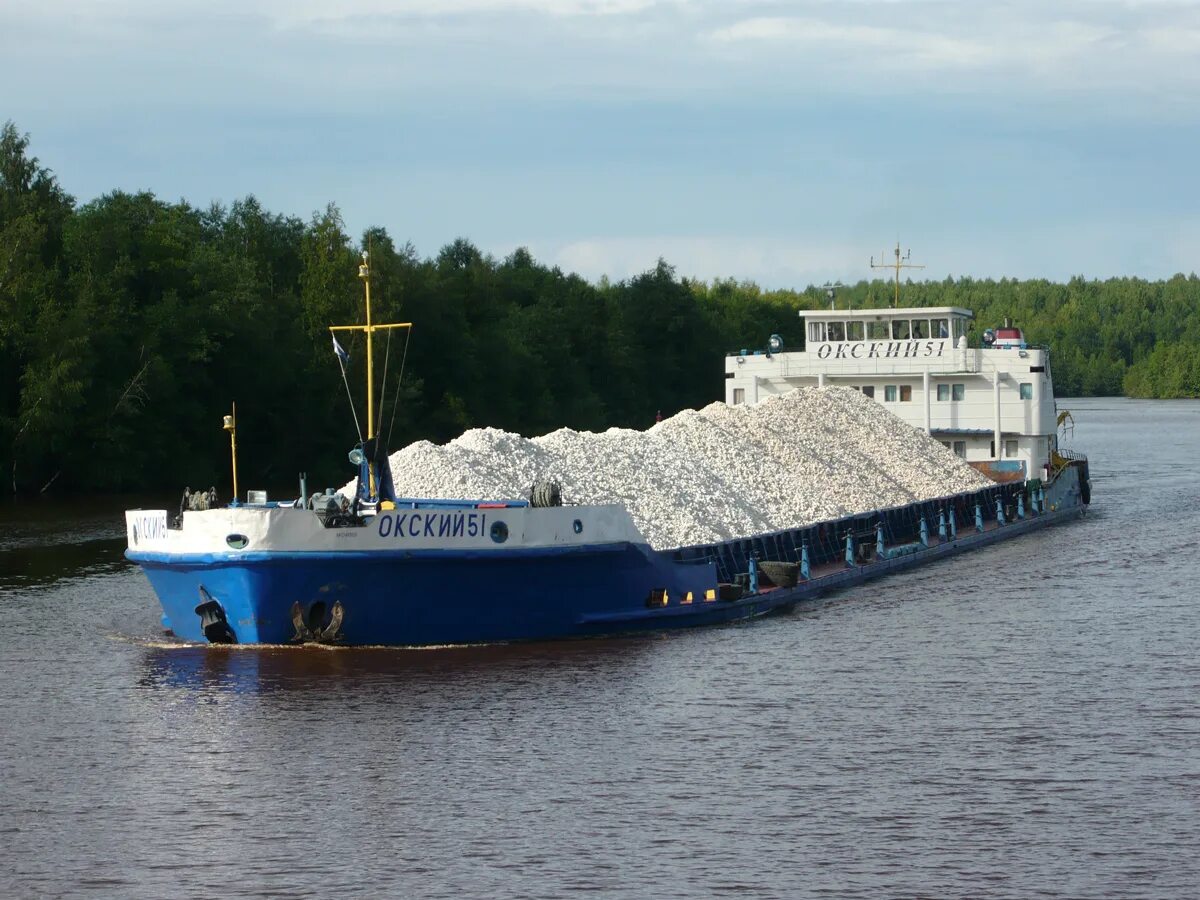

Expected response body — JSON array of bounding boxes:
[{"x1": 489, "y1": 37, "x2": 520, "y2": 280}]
[{"x1": 3, "y1": 122, "x2": 1199, "y2": 495}]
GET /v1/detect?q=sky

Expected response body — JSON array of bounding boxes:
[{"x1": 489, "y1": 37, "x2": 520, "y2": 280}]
[{"x1": 3, "y1": 0, "x2": 1199, "y2": 287}]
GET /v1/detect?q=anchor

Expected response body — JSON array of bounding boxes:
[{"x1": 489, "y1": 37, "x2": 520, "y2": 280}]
[
  {"x1": 195, "y1": 586, "x2": 237, "y2": 644},
  {"x1": 290, "y1": 600, "x2": 345, "y2": 644}
]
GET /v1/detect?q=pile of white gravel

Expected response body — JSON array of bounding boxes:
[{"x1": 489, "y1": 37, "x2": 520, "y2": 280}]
[{"x1": 348, "y1": 387, "x2": 991, "y2": 549}]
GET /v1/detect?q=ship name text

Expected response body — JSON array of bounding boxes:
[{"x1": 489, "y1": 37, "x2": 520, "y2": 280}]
[
  {"x1": 815, "y1": 340, "x2": 947, "y2": 360},
  {"x1": 377, "y1": 511, "x2": 487, "y2": 540}
]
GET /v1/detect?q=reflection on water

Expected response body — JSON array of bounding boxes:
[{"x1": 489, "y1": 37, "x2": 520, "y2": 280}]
[
  {"x1": 3, "y1": 400, "x2": 1200, "y2": 899},
  {"x1": 135, "y1": 636, "x2": 660, "y2": 697}
]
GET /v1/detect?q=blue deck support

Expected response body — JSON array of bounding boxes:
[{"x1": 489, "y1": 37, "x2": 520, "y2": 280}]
[
  {"x1": 1017, "y1": 493, "x2": 1026, "y2": 519},
  {"x1": 938, "y1": 509, "x2": 948, "y2": 540},
  {"x1": 748, "y1": 555, "x2": 758, "y2": 594},
  {"x1": 996, "y1": 498, "x2": 1006, "y2": 526},
  {"x1": 919, "y1": 516, "x2": 929, "y2": 547},
  {"x1": 844, "y1": 531, "x2": 854, "y2": 568},
  {"x1": 800, "y1": 543, "x2": 811, "y2": 580},
  {"x1": 876, "y1": 521, "x2": 886, "y2": 559},
  {"x1": 975, "y1": 502, "x2": 984, "y2": 533},
  {"x1": 949, "y1": 507, "x2": 958, "y2": 540}
]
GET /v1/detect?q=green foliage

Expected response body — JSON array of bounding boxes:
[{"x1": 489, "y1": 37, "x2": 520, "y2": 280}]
[{"x1": 1, "y1": 122, "x2": 1198, "y2": 496}]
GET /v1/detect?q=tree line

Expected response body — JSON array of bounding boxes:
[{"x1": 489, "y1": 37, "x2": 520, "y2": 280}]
[{"x1": 1, "y1": 122, "x2": 1197, "y2": 496}]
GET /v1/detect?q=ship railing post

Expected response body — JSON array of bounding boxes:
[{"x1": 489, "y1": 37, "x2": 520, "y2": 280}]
[
  {"x1": 938, "y1": 509, "x2": 948, "y2": 540},
  {"x1": 844, "y1": 531, "x2": 854, "y2": 568},
  {"x1": 876, "y1": 520, "x2": 885, "y2": 559},
  {"x1": 800, "y1": 542, "x2": 811, "y2": 581},
  {"x1": 996, "y1": 498, "x2": 1006, "y2": 526},
  {"x1": 919, "y1": 515, "x2": 929, "y2": 547},
  {"x1": 975, "y1": 502, "x2": 984, "y2": 533}
]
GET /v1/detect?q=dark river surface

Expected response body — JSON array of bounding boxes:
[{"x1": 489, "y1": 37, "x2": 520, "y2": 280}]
[{"x1": 1, "y1": 398, "x2": 1197, "y2": 899}]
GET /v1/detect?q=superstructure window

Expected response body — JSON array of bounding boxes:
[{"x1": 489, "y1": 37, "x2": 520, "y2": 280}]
[
  {"x1": 892, "y1": 320, "x2": 911, "y2": 340},
  {"x1": 1019, "y1": 382, "x2": 1033, "y2": 400},
  {"x1": 1004, "y1": 439, "x2": 1019, "y2": 458},
  {"x1": 861, "y1": 386, "x2": 875, "y2": 399},
  {"x1": 951, "y1": 383, "x2": 965, "y2": 401},
  {"x1": 932, "y1": 318, "x2": 950, "y2": 338},
  {"x1": 846, "y1": 321, "x2": 864, "y2": 341},
  {"x1": 952, "y1": 318, "x2": 966, "y2": 341},
  {"x1": 808, "y1": 322, "x2": 826, "y2": 342},
  {"x1": 952, "y1": 440, "x2": 966, "y2": 458},
  {"x1": 867, "y1": 321, "x2": 889, "y2": 340},
  {"x1": 885, "y1": 385, "x2": 898, "y2": 402},
  {"x1": 911, "y1": 319, "x2": 929, "y2": 339},
  {"x1": 899, "y1": 385, "x2": 912, "y2": 402},
  {"x1": 733, "y1": 388, "x2": 745, "y2": 405},
  {"x1": 827, "y1": 321, "x2": 845, "y2": 342},
  {"x1": 937, "y1": 384, "x2": 950, "y2": 401}
]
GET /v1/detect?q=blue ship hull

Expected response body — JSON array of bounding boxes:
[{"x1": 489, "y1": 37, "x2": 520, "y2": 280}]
[{"x1": 128, "y1": 465, "x2": 1088, "y2": 647}]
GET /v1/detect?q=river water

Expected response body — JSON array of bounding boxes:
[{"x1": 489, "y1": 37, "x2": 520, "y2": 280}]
[{"x1": 1, "y1": 398, "x2": 1196, "y2": 899}]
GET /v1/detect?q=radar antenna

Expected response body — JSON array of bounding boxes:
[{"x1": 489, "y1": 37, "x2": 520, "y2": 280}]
[
  {"x1": 871, "y1": 242, "x2": 925, "y2": 308},
  {"x1": 823, "y1": 281, "x2": 846, "y2": 310}
]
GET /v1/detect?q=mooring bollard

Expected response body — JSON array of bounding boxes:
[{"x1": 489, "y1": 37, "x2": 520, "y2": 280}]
[
  {"x1": 938, "y1": 509, "x2": 948, "y2": 540},
  {"x1": 919, "y1": 516, "x2": 929, "y2": 547},
  {"x1": 975, "y1": 502, "x2": 984, "y2": 533},
  {"x1": 996, "y1": 498, "x2": 1006, "y2": 526}
]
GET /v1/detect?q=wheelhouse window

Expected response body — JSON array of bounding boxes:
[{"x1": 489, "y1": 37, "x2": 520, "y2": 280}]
[
  {"x1": 1019, "y1": 382, "x2": 1033, "y2": 400},
  {"x1": 911, "y1": 319, "x2": 929, "y2": 339},
  {"x1": 932, "y1": 318, "x2": 950, "y2": 339},
  {"x1": 867, "y1": 321, "x2": 889, "y2": 340},
  {"x1": 952, "y1": 440, "x2": 966, "y2": 458},
  {"x1": 846, "y1": 321, "x2": 865, "y2": 341},
  {"x1": 808, "y1": 322, "x2": 826, "y2": 343},
  {"x1": 951, "y1": 383, "x2": 965, "y2": 401},
  {"x1": 1004, "y1": 439, "x2": 1019, "y2": 458},
  {"x1": 884, "y1": 385, "x2": 898, "y2": 402},
  {"x1": 733, "y1": 388, "x2": 745, "y2": 405},
  {"x1": 899, "y1": 385, "x2": 912, "y2": 402},
  {"x1": 827, "y1": 321, "x2": 846, "y2": 342},
  {"x1": 937, "y1": 384, "x2": 950, "y2": 401},
  {"x1": 952, "y1": 318, "x2": 966, "y2": 341},
  {"x1": 892, "y1": 320, "x2": 911, "y2": 340},
  {"x1": 861, "y1": 385, "x2": 875, "y2": 399}
]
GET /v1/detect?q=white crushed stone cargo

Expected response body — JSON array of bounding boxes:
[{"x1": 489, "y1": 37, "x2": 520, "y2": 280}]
[{"x1": 351, "y1": 387, "x2": 992, "y2": 550}]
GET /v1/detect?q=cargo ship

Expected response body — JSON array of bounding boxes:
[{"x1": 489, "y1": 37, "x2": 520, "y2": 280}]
[{"x1": 125, "y1": 256, "x2": 1090, "y2": 646}]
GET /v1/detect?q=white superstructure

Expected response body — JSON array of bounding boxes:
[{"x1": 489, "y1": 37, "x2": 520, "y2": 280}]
[{"x1": 724, "y1": 306, "x2": 1060, "y2": 480}]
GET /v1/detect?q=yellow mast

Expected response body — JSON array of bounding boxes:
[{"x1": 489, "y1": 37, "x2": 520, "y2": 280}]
[
  {"x1": 871, "y1": 242, "x2": 925, "y2": 307},
  {"x1": 329, "y1": 252, "x2": 411, "y2": 499},
  {"x1": 223, "y1": 402, "x2": 238, "y2": 502}
]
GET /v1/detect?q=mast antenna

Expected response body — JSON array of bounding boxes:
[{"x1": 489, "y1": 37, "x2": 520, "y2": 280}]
[
  {"x1": 331, "y1": 253, "x2": 412, "y2": 503},
  {"x1": 870, "y1": 242, "x2": 925, "y2": 308},
  {"x1": 822, "y1": 281, "x2": 846, "y2": 311}
]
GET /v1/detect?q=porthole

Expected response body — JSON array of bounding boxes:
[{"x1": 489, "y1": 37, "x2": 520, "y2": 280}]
[
  {"x1": 572, "y1": 519, "x2": 583, "y2": 534},
  {"x1": 225, "y1": 534, "x2": 249, "y2": 550},
  {"x1": 490, "y1": 521, "x2": 509, "y2": 544}
]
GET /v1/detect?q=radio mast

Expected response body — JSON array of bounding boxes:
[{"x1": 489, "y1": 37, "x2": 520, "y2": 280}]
[{"x1": 871, "y1": 242, "x2": 924, "y2": 307}]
